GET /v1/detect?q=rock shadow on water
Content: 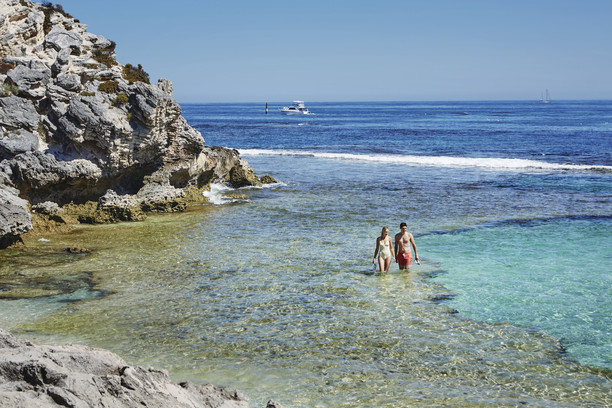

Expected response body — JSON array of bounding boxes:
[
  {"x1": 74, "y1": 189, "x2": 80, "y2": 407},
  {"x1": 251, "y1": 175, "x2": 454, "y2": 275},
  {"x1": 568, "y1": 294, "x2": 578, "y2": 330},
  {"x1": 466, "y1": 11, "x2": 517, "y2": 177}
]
[
  {"x1": 0, "y1": 270, "x2": 112, "y2": 302},
  {"x1": 0, "y1": 246, "x2": 111, "y2": 301}
]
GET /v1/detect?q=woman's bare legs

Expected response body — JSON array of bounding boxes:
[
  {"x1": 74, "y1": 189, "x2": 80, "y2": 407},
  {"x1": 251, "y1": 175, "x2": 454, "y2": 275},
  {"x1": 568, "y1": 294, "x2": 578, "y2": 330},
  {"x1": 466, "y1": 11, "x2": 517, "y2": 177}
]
[{"x1": 378, "y1": 256, "x2": 391, "y2": 272}]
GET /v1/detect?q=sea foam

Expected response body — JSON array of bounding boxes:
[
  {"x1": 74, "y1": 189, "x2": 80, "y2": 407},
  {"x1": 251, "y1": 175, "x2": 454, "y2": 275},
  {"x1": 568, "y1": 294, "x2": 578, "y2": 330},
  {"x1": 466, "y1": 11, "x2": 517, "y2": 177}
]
[
  {"x1": 202, "y1": 182, "x2": 285, "y2": 206},
  {"x1": 239, "y1": 149, "x2": 612, "y2": 172},
  {"x1": 202, "y1": 183, "x2": 244, "y2": 205}
]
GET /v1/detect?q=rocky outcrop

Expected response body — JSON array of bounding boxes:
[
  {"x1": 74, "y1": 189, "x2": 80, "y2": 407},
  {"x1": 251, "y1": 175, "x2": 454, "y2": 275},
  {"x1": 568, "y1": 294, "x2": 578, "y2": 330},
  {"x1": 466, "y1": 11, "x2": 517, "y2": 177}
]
[
  {"x1": 0, "y1": 0, "x2": 268, "y2": 247},
  {"x1": 0, "y1": 328, "x2": 254, "y2": 408},
  {"x1": 0, "y1": 183, "x2": 31, "y2": 247}
]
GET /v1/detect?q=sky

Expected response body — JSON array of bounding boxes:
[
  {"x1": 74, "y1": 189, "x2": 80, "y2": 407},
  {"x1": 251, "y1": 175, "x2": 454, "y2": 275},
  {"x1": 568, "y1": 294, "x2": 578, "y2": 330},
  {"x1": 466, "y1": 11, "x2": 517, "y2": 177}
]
[{"x1": 31, "y1": 0, "x2": 612, "y2": 103}]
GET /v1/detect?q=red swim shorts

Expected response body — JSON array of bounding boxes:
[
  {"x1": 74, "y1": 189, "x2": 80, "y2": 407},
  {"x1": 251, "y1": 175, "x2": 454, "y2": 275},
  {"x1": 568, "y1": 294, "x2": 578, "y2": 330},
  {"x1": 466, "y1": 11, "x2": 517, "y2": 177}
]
[{"x1": 396, "y1": 252, "x2": 412, "y2": 266}]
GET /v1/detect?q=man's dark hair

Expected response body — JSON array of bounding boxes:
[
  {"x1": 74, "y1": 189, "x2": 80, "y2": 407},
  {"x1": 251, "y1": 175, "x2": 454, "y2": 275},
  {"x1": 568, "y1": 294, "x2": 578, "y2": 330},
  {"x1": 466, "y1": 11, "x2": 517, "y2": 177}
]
[{"x1": 400, "y1": 222, "x2": 407, "y2": 228}]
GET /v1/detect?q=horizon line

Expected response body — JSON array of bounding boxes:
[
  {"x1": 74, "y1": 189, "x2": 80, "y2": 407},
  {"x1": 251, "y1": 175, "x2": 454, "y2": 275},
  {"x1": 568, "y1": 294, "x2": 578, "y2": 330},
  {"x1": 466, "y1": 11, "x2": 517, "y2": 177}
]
[{"x1": 178, "y1": 98, "x2": 612, "y2": 104}]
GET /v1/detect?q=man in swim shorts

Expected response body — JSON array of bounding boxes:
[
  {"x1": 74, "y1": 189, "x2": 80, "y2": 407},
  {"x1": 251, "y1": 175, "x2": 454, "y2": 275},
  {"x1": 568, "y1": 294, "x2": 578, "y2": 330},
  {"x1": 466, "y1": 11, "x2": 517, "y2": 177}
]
[{"x1": 394, "y1": 222, "x2": 420, "y2": 270}]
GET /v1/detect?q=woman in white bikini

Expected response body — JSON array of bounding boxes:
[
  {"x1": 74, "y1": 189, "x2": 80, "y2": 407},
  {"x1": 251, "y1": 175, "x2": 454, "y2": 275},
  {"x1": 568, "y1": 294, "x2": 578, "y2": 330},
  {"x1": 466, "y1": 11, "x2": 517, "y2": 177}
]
[{"x1": 373, "y1": 226, "x2": 395, "y2": 273}]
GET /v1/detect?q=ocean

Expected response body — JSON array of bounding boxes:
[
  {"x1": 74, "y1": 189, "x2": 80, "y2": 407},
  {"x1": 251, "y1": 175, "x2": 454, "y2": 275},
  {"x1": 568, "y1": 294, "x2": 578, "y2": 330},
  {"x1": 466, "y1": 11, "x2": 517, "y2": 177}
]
[{"x1": 1, "y1": 100, "x2": 611, "y2": 407}]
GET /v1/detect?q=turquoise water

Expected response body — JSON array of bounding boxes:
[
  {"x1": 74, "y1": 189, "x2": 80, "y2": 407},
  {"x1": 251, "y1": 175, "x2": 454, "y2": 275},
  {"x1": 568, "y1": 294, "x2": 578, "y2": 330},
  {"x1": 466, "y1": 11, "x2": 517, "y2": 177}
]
[
  {"x1": 1, "y1": 101, "x2": 611, "y2": 406},
  {"x1": 423, "y1": 217, "x2": 612, "y2": 370}
]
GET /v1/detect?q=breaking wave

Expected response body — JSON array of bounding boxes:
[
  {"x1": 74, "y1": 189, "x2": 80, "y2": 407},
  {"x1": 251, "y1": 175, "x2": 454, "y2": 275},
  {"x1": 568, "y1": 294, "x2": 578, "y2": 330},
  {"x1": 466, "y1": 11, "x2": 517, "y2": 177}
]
[{"x1": 239, "y1": 149, "x2": 612, "y2": 172}]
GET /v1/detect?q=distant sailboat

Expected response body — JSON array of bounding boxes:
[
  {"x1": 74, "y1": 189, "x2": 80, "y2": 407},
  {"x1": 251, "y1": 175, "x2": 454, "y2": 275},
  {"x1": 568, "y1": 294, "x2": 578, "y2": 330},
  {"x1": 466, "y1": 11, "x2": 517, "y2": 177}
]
[{"x1": 540, "y1": 89, "x2": 551, "y2": 103}]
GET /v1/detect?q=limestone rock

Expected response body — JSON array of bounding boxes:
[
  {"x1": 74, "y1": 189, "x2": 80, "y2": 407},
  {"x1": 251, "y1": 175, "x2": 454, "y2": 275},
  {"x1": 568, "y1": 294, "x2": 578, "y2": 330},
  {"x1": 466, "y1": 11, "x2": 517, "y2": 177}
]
[
  {"x1": 0, "y1": 184, "x2": 32, "y2": 247},
  {"x1": 44, "y1": 26, "x2": 83, "y2": 52},
  {"x1": 1, "y1": 151, "x2": 103, "y2": 203},
  {"x1": 31, "y1": 200, "x2": 63, "y2": 215},
  {"x1": 55, "y1": 72, "x2": 82, "y2": 92},
  {"x1": 0, "y1": 0, "x2": 265, "y2": 247},
  {"x1": 0, "y1": 95, "x2": 40, "y2": 130},
  {"x1": 136, "y1": 183, "x2": 187, "y2": 212},
  {"x1": 260, "y1": 175, "x2": 278, "y2": 184},
  {"x1": 6, "y1": 63, "x2": 51, "y2": 98},
  {"x1": 0, "y1": 130, "x2": 39, "y2": 159},
  {"x1": 95, "y1": 189, "x2": 146, "y2": 222},
  {"x1": 0, "y1": 328, "x2": 250, "y2": 408}
]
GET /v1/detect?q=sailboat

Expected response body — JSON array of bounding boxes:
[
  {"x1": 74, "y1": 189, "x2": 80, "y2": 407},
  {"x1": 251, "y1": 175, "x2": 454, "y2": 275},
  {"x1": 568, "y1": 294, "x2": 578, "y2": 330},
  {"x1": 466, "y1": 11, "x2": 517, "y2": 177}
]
[{"x1": 540, "y1": 89, "x2": 551, "y2": 103}]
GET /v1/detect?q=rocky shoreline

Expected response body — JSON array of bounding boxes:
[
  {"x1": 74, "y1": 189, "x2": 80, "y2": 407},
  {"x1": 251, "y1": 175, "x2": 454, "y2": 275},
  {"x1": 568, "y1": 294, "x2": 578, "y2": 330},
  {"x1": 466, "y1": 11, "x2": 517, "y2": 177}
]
[
  {"x1": 0, "y1": 329, "x2": 282, "y2": 408},
  {"x1": 0, "y1": 0, "x2": 272, "y2": 249},
  {"x1": 1, "y1": 1, "x2": 280, "y2": 406}
]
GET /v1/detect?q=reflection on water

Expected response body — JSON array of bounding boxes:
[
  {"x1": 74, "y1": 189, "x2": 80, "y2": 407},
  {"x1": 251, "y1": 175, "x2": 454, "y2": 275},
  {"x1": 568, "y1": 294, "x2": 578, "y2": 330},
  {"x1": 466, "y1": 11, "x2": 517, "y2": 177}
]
[{"x1": 1, "y1": 204, "x2": 610, "y2": 408}]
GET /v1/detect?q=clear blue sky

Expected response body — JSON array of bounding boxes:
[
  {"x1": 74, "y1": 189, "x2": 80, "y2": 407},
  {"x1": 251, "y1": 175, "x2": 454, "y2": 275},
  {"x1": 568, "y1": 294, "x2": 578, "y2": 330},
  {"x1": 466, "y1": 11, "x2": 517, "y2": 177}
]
[{"x1": 35, "y1": 0, "x2": 612, "y2": 102}]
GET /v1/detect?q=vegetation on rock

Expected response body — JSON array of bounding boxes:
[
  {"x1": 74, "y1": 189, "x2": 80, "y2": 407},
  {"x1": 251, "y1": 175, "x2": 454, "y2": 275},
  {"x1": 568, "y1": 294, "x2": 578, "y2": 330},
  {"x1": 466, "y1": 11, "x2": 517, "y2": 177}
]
[
  {"x1": 112, "y1": 93, "x2": 129, "y2": 106},
  {"x1": 98, "y1": 80, "x2": 119, "y2": 94},
  {"x1": 92, "y1": 41, "x2": 117, "y2": 67},
  {"x1": 62, "y1": 201, "x2": 146, "y2": 224},
  {"x1": 0, "y1": 83, "x2": 18, "y2": 97},
  {"x1": 0, "y1": 61, "x2": 16, "y2": 74},
  {"x1": 41, "y1": 2, "x2": 73, "y2": 34},
  {"x1": 122, "y1": 63, "x2": 150, "y2": 84},
  {"x1": 260, "y1": 175, "x2": 278, "y2": 184}
]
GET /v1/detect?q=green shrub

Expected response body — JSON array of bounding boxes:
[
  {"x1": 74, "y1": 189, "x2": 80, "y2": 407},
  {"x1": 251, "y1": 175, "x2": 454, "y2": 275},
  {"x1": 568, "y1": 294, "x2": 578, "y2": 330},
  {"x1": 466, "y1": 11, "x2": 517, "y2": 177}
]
[
  {"x1": 122, "y1": 64, "x2": 150, "y2": 84},
  {"x1": 112, "y1": 93, "x2": 129, "y2": 106},
  {"x1": 41, "y1": 2, "x2": 73, "y2": 18},
  {"x1": 97, "y1": 80, "x2": 118, "y2": 94},
  {"x1": 92, "y1": 41, "x2": 117, "y2": 67},
  {"x1": 42, "y1": 7, "x2": 52, "y2": 34},
  {"x1": 41, "y1": 2, "x2": 73, "y2": 34},
  {"x1": 0, "y1": 83, "x2": 18, "y2": 96},
  {"x1": 81, "y1": 91, "x2": 95, "y2": 97},
  {"x1": 53, "y1": 4, "x2": 73, "y2": 18}
]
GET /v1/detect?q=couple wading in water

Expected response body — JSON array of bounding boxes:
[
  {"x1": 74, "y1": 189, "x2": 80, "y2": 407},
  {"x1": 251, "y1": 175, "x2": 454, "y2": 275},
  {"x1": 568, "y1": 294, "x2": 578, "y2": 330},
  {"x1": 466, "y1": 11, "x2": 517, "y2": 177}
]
[{"x1": 372, "y1": 223, "x2": 419, "y2": 273}]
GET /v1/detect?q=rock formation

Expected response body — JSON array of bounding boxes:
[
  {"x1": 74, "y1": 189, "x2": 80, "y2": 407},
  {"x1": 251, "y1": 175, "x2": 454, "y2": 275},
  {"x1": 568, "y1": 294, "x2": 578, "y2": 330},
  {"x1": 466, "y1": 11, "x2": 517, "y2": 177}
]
[
  {"x1": 0, "y1": 0, "x2": 266, "y2": 248},
  {"x1": 0, "y1": 328, "x2": 257, "y2": 407}
]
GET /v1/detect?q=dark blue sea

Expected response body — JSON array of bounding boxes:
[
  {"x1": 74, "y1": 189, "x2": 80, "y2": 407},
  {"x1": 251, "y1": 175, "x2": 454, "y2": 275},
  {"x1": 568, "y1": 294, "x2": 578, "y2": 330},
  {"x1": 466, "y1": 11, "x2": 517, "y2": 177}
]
[{"x1": 2, "y1": 100, "x2": 610, "y2": 407}]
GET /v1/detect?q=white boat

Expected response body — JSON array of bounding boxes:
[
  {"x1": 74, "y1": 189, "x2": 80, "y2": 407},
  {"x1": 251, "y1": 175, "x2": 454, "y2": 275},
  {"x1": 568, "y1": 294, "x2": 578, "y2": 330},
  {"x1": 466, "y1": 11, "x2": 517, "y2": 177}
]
[
  {"x1": 280, "y1": 101, "x2": 313, "y2": 115},
  {"x1": 540, "y1": 89, "x2": 551, "y2": 103}
]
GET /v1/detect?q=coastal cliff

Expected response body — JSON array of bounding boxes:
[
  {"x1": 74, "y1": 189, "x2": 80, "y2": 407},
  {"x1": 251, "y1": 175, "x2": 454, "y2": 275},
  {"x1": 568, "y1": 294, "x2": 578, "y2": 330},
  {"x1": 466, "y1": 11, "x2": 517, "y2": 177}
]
[
  {"x1": 0, "y1": 0, "x2": 264, "y2": 248},
  {"x1": 0, "y1": 1, "x2": 284, "y2": 406}
]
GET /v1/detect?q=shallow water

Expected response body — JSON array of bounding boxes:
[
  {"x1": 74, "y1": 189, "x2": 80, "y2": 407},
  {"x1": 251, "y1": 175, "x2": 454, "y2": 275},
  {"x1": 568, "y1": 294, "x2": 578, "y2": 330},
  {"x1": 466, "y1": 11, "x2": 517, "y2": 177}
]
[
  {"x1": 2, "y1": 101, "x2": 611, "y2": 406},
  {"x1": 2, "y1": 192, "x2": 610, "y2": 407},
  {"x1": 423, "y1": 216, "x2": 612, "y2": 369}
]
